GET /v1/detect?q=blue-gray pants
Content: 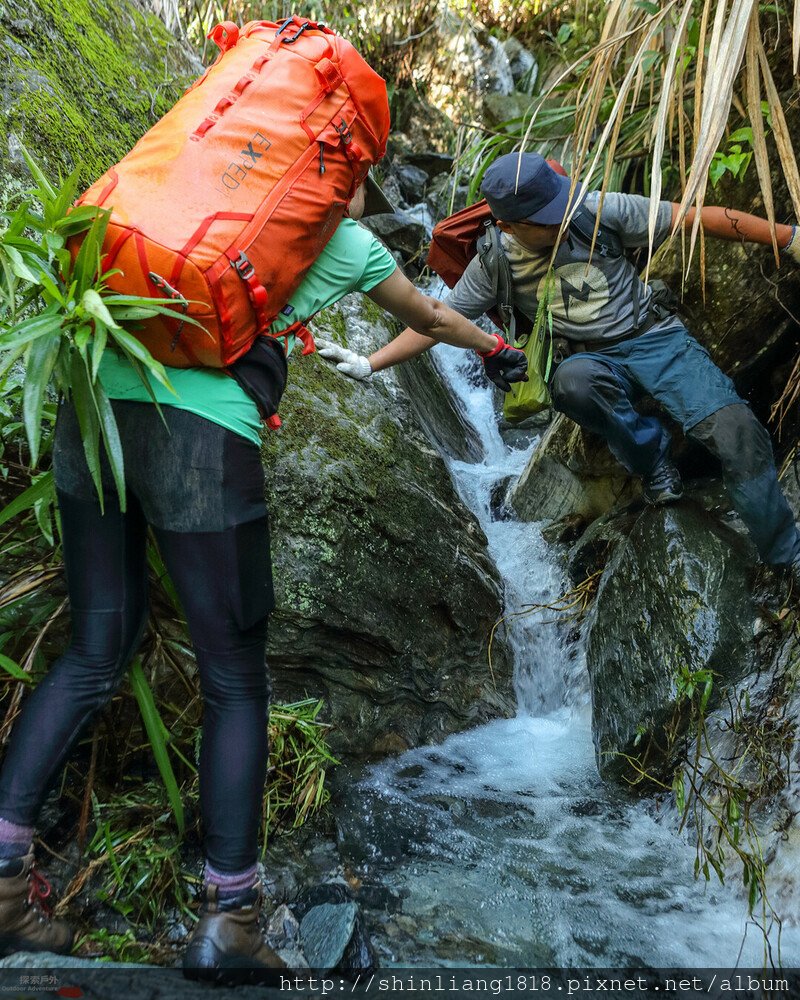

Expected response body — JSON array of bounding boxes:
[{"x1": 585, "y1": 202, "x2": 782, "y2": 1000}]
[{"x1": 550, "y1": 323, "x2": 800, "y2": 567}]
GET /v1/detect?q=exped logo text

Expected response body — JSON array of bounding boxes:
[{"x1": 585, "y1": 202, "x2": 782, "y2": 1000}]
[{"x1": 221, "y1": 131, "x2": 272, "y2": 190}]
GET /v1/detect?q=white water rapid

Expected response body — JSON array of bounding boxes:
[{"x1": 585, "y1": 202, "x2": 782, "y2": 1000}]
[{"x1": 342, "y1": 337, "x2": 800, "y2": 973}]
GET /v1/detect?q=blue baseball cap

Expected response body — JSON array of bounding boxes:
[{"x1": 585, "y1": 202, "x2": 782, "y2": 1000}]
[{"x1": 481, "y1": 152, "x2": 583, "y2": 225}]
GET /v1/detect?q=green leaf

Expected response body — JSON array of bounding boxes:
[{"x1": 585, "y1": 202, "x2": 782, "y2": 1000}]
[
  {"x1": 19, "y1": 143, "x2": 57, "y2": 202},
  {"x1": 3, "y1": 245, "x2": 41, "y2": 284},
  {"x1": 729, "y1": 127, "x2": 754, "y2": 145},
  {"x1": 0, "y1": 470, "x2": 54, "y2": 528},
  {"x1": 82, "y1": 288, "x2": 121, "y2": 330},
  {"x1": 109, "y1": 327, "x2": 173, "y2": 391},
  {"x1": 0, "y1": 306, "x2": 63, "y2": 350},
  {"x1": 0, "y1": 652, "x2": 32, "y2": 684},
  {"x1": 93, "y1": 377, "x2": 126, "y2": 510},
  {"x1": 91, "y1": 321, "x2": 108, "y2": 382},
  {"x1": 69, "y1": 350, "x2": 104, "y2": 512},
  {"x1": 128, "y1": 657, "x2": 185, "y2": 836},
  {"x1": 23, "y1": 331, "x2": 61, "y2": 466}
]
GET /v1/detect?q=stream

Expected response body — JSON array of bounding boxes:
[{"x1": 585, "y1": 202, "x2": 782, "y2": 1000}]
[{"x1": 333, "y1": 338, "x2": 800, "y2": 972}]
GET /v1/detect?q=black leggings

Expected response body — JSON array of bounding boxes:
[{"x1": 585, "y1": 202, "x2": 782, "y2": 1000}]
[{"x1": 0, "y1": 401, "x2": 274, "y2": 872}]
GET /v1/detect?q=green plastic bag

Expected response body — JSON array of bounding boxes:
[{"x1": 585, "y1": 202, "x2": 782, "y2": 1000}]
[{"x1": 502, "y1": 271, "x2": 555, "y2": 423}]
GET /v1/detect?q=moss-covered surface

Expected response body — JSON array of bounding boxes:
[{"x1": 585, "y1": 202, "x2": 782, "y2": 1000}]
[
  {"x1": 0, "y1": 0, "x2": 199, "y2": 198},
  {"x1": 263, "y1": 299, "x2": 514, "y2": 758}
]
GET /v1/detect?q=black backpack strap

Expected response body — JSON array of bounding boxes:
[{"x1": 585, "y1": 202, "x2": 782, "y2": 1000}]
[
  {"x1": 567, "y1": 204, "x2": 624, "y2": 259},
  {"x1": 568, "y1": 202, "x2": 644, "y2": 331},
  {"x1": 477, "y1": 221, "x2": 516, "y2": 342}
]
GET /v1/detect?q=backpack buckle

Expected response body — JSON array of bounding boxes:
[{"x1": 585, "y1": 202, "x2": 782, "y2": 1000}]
[
  {"x1": 231, "y1": 250, "x2": 255, "y2": 280},
  {"x1": 334, "y1": 119, "x2": 352, "y2": 145}
]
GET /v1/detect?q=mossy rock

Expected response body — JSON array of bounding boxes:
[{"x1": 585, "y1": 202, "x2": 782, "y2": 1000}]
[
  {"x1": 0, "y1": 0, "x2": 200, "y2": 200},
  {"x1": 263, "y1": 294, "x2": 514, "y2": 757}
]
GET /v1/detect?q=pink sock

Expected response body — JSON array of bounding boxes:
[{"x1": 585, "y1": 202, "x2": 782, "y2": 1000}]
[
  {"x1": 0, "y1": 817, "x2": 33, "y2": 858},
  {"x1": 204, "y1": 861, "x2": 258, "y2": 897}
]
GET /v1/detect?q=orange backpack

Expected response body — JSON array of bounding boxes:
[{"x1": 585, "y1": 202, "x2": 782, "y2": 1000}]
[{"x1": 75, "y1": 16, "x2": 390, "y2": 368}]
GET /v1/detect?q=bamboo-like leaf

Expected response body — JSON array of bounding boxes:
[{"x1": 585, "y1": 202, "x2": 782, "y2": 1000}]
[
  {"x1": 0, "y1": 652, "x2": 32, "y2": 684},
  {"x1": 93, "y1": 376, "x2": 126, "y2": 510},
  {"x1": 0, "y1": 470, "x2": 54, "y2": 528},
  {"x1": 794, "y1": 0, "x2": 800, "y2": 76},
  {"x1": 109, "y1": 326, "x2": 174, "y2": 391},
  {"x1": 0, "y1": 306, "x2": 63, "y2": 350},
  {"x1": 645, "y1": 1, "x2": 694, "y2": 282},
  {"x1": 23, "y1": 331, "x2": 61, "y2": 466},
  {"x1": 82, "y1": 288, "x2": 121, "y2": 331},
  {"x1": 69, "y1": 349, "x2": 104, "y2": 512},
  {"x1": 128, "y1": 657, "x2": 185, "y2": 837},
  {"x1": 756, "y1": 32, "x2": 800, "y2": 221},
  {"x1": 19, "y1": 143, "x2": 57, "y2": 202},
  {"x1": 745, "y1": 14, "x2": 778, "y2": 264},
  {"x1": 91, "y1": 321, "x2": 108, "y2": 382}
]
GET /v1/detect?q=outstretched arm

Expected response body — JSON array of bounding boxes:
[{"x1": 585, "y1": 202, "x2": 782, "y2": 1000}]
[
  {"x1": 364, "y1": 268, "x2": 497, "y2": 353},
  {"x1": 317, "y1": 269, "x2": 527, "y2": 391},
  {"x1": 367, "y1": 327, "x2": 435, "y2": 373},
  {"x1": 671, "y1": 203, "x2": 794, "y2": 250}
]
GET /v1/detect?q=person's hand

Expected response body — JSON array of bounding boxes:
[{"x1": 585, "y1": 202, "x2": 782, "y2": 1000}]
[
  {"x1": 477, "y1": 333, "x2": 529, "y2": 392},
  {"x1": 782, "y1": 225, "x2": 800, "y2": 265},
  {"x1": 316, "y1": 339, "x2": 373, "y2": 380}
]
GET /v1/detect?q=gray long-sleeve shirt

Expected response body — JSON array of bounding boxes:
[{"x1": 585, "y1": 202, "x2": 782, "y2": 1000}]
[{"x1": 444, "y1": 191, "x2": 674, "y2": 344}]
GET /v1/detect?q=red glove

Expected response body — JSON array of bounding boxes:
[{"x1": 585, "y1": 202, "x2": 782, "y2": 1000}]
[{"x1": 477, "y1": 333, "x2": 529, "y2": 392}]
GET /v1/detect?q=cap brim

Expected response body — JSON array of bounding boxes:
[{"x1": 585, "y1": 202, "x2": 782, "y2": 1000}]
[
  {"x1": 524, "y1": 176, "x2": 584, "y2": 225},
  {"x1": 362, "y1": 173, "x2": 395, "y2": 217}
]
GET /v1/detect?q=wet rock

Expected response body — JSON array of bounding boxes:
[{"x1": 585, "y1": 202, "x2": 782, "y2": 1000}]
[
  {"x1": 299, "y1": 902, "x2": 358, "y2": 971},
  {"x1": 483, "y1": 92, "x2": 535, "y2": 128},
  {"x1": 499, "y1": 410, "x2": 551, "y2": 450},
  {"x1": 360, "y1": 212, "x2": 427, "y2": 264},
  {"x1": 425, "y1": 172, "x2": 469, "y2": 221},
  {"x1": 585, "y1": 501, "x2": 757, "y2": 784},
  {"x1": 266, "y1": 902, "x2": 301, "y2": 948},
  {"x1": 392, "y1": 163, "x2": 430, "y2": 205},
  {"x1": 567, "y1": 506, "x2": 642, "y2": 583},
  {"x1": 503, "y1": 37, "x2": 538, "y2": 92},
  {"x1": 264, "y1": 295, "x2": 514, "y2": 758},
  {"x1": 510, "y1": 414, "x2": 639, "y2": 524},
  {"x1": 406, "y1": 151, "x2": 454, "y2": 178},
  {"x1": 541, "y1": 513, "x2": 588, "y2": 546},
  {"x1": 395, "y1": 349, "x2": 483, "y2": 463}
]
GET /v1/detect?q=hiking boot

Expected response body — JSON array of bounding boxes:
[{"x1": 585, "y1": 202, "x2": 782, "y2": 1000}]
[
  {"x1": 643, "y1": 456, "x2": 683, "y2": 505},
  {"x1": 182, "y1": 881, "x2": 286, "y2": 985},
  {"x1": 0, "y1": 851, "x2": 73, "y2": 957}
]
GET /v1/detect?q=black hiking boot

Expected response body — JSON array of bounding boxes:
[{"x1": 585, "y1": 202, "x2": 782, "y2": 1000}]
[
  {"x1": 0, "y1": 851, "x2": 73, "y2": 957},
  {"x1": 643, "y1": 456, "x2": 683, "y2": 506},
  {"x1": 182, "y1": 881, "x2": 286, "y2": 986}
]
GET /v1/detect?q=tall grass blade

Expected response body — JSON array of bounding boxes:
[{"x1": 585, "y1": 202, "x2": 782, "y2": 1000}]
[{"x1": 128, "y1": 657, "x2": 185, "y2": 837}]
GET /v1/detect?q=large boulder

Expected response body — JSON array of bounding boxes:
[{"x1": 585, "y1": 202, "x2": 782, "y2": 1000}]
[
  {"x1": 264, "y1": 294, "x2": 514, "y2": 758},
  {"x1": 0, "y1": 0, "x2": 200, "y2": 198},
  {"x1": 583, "y1": 500, "x2": 757, "y2": 785},
  {"x1": 509, "y1": 413, "x2": 639, "y2": 524}
]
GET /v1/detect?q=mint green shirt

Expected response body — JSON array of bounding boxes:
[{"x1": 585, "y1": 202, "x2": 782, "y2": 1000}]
[{"x1": 98, "y1": 218, "x2": 397, "y2": 445}]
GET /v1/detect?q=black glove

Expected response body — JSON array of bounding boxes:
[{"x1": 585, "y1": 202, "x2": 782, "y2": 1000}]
[{"x1": 477, "y1": 333, "x2": 529, "y2": 392}]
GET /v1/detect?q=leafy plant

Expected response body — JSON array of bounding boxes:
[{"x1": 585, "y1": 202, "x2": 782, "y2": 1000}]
[{"x1": 0, "y1": 148, "x2": 198, "y2": 512}]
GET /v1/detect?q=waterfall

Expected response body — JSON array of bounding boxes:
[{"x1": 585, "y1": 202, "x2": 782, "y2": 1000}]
[{"x1": 340, "y1": 309, "x2": 800, "y2": 970}]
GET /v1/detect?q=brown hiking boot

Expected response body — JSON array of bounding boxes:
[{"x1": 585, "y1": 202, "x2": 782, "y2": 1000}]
[
  {"x1": 0, "y1": 851, "x2": 73, "y2": 957},
  {"x1": 182, "y1": 882, "x2": 286, "y2": 985}
]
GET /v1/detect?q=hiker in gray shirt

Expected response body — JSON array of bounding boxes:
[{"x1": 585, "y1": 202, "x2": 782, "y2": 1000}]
[{"x1": 320, "y1": 152, "x2": 800, "y2": 583}]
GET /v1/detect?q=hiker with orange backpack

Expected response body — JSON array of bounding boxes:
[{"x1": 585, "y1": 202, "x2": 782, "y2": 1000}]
[
  {"x1": 322, "y1": 151, "x2": 800, "y2": 583},
  {"x1": 0, "y1": 19, "x2": 526, "y2": 981}
]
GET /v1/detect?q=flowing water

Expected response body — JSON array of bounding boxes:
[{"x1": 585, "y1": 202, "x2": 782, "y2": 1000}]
[{"x1": 336, "y1": 340, "x2": 800, "y2": 971}]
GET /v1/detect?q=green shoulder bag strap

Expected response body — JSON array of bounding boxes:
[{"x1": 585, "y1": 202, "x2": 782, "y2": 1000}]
[{"x1": 477, "y1": 222, "x2": 552, "y2": 419}]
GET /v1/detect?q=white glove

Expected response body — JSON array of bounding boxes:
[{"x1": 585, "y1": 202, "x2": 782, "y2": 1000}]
[
  {"x1": 316, "y1": 339, "x2": 373, "y2": 381},
  {"x1": 782, "y1": 225, "x2": 800, "y2": 264}
]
